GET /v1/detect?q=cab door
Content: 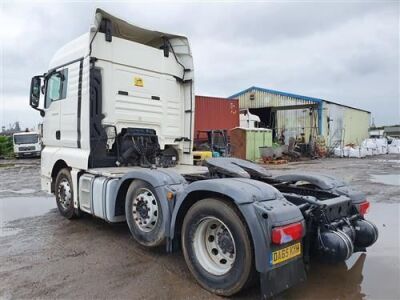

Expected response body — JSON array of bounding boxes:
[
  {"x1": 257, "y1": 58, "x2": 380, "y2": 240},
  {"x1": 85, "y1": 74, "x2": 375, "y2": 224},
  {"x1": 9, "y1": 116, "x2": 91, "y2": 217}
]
[
  {"x1": 42, "y1": 71, "x2": 66, "y2": 147},
  {"x1": 59, "y1": 61, "x2": 81, "y2": 148},
  {"x1": 42, "y1": 62, "x2": 81, "y2": 149}
]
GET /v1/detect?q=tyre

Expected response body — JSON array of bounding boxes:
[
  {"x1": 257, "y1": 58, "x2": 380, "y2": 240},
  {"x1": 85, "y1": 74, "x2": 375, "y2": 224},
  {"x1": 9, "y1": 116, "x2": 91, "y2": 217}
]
[
  {"x1": 181, "y1": 198, "x2": 255, "y2": 296},
  {"x1": 55, "y1": 168, "x2": 79, "y2": 219},
  {"x1": 125, "y1": 180, "x2": 164, "y2": 247}
]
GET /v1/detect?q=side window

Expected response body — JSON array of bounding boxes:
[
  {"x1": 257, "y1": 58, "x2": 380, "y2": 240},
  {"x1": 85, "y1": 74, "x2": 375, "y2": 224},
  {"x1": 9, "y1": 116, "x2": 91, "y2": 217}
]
[{"x1": 45, "y1": 69, "x2": 68, "y2": 108}]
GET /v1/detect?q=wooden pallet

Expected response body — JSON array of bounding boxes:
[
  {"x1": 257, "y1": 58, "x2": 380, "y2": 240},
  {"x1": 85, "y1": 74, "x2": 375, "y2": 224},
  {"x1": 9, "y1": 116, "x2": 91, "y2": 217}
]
[{"x1": 262, "y1": 159, "x2": 288, "y2": 165}]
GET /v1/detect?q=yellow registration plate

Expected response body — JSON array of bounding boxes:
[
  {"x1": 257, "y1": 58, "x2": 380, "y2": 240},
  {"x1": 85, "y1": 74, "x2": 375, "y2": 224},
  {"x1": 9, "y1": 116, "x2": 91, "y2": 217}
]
[{"x1": 270, "y1": 243, "x2": 301, "y2": 266}]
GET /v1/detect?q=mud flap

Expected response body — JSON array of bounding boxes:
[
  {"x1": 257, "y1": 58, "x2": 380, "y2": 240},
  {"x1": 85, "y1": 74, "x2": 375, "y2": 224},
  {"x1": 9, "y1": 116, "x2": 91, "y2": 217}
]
[{"x1": 260, "y1": 258, "x2": 306, "y2": 299}]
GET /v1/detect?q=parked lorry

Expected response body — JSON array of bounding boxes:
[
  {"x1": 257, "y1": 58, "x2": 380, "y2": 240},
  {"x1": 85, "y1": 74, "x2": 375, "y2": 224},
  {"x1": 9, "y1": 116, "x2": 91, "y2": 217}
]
[
  {"x1": 12, "y1": 132, "x2": 41, "y2": 158},
  {"x1": 29, "y1": 9, "x2": 378, "y2": 298}
]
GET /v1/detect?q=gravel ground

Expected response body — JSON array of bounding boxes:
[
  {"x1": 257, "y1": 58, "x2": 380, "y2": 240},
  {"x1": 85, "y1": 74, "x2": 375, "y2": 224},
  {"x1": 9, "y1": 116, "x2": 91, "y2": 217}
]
[{"x1": 0, "y1": 155, "x2": 399, "y2": 299}]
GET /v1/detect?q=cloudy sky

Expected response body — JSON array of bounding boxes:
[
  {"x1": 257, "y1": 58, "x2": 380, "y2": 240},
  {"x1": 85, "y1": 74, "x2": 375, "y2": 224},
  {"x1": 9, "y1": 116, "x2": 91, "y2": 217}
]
[{"x1": 0, "y1": 0, "x2": 399, "y2": 130}]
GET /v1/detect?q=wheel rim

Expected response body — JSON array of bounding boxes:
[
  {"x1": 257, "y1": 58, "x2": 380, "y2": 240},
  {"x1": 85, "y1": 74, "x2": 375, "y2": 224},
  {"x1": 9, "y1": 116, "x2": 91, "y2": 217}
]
[
  {"x1": 132, "y1": 188, "x2": 159, "y2": 232},
  {"x1": 193, "y1": 217, "x2": 236, "y2": 276},
  {"x1": 57, "y1": 178, "x2": 72, "y2": 210}
]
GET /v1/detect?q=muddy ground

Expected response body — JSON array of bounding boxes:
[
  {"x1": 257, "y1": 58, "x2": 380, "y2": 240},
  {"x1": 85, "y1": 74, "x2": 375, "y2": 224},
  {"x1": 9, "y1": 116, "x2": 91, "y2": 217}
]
[{"x1": 0, "y1": 156, "x2": 399, "y2": 299}]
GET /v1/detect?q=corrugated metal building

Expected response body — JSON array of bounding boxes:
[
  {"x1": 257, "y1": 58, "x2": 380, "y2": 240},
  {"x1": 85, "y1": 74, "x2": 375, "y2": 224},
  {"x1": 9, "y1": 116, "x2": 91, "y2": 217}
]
[
  {"x1": 229, "y1": 86, "x2": 370, "y2": 147},
  {"x1": 384, "y1": 125, "x2": 400, "y2": 138}
]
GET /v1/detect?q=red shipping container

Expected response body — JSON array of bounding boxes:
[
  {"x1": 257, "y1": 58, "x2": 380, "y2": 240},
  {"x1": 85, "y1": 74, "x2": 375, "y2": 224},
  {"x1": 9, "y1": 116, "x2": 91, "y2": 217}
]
[{"x1": 194, "y1": 96, "x2": 239, "y2": 141}]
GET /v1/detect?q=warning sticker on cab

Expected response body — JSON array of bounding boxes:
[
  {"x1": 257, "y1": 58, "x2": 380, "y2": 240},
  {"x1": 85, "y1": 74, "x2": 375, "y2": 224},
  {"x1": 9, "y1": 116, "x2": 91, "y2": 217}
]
[
  {"x1": 270, "y1": 242, "x2": 301, "y2": 266},
  {"x1": 134, "y1": 77, "x2": 144, "y2": 87}
]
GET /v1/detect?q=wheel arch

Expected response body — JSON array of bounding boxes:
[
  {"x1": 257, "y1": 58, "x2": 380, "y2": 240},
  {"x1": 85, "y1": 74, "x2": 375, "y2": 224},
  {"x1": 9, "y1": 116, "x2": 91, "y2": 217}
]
[
  {"x1": 114, "y1": 178, "x2": 137, "y2": 217},
  {"x1": 173, "y1": 190, "x2": 242, "y2": 245},
  {"x1": 112, "y1": 169, "x2": 185, "y2": 218},
  {"x1": 114, "y1": 177, "x2": 164, "y2": 218},
  {"x1": 274, "y1": 173, "x2": 343, "y2": 190},
  {"x1": 171, "y1": 179, "x2": 274, "y2": 241},
  {"x1": 50, "y1": 159, "x2": 69, "y2": 193}
]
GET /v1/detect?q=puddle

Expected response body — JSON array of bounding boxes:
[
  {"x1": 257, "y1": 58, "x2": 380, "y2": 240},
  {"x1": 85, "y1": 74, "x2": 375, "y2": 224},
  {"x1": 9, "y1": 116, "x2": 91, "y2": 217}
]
[
  {"x1": 375, "y1": 159, "x2": 400, "y2": 164},
  {"x1": 282, "y1": 202, "x2": 400, "y2": 299},
  {"x1": 370, "y1": 174, "x2": 400, "y2": 186},
  {"x1": 0, "y1": 227, "x2": 22, "y2": 237},
  {"x1": 0, "y1": 188, "x2": 37, "y2": 194},
  {"x1": 0, "y1": 163, "x2": 14, "y2": 168},
  {"x1": 0, "y1": 196, "x2": 56, "y2": 236}
]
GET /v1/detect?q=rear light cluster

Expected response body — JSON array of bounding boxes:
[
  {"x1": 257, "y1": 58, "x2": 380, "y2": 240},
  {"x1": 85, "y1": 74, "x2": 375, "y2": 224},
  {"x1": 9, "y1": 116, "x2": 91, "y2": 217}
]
[
  {"x1": 358, "y1": 201, "x2": 370, "y2": 217},
  {"x1": 271, "y1": 222, "x2": 304, "y2": 245}
]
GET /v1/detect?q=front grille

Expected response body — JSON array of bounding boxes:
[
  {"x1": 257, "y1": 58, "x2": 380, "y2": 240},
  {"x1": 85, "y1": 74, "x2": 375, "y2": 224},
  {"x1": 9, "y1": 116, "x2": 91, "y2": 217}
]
[{"x1": 19, "y1": 146, "x2": 35, "y2": 151}]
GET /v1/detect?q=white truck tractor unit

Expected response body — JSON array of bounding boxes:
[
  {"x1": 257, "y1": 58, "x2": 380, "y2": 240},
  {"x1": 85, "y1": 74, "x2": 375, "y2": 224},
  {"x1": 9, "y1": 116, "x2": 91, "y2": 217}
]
[
  {"x1": 13, "y1": 132, "x2": 41, "y2": 158},
  {"x1": 29, "y1": 9, "x2": 378, "y2": 298}
]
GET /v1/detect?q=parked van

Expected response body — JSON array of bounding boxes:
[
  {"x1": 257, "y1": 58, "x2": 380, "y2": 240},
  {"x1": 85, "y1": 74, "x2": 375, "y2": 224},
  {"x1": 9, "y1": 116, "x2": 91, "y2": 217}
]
[{"x1": 13, "y1": 132, "x2": 41, "y2": 158}]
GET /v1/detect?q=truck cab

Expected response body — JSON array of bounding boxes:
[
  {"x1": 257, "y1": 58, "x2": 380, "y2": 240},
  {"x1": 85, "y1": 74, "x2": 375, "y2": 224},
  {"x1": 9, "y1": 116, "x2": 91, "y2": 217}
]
[
  {"x1": 240, "y1": 109, "x2": 261, "y2": 128},
  {"x1": 12, "y1": 132, "x2": 41, "y2": 158}
]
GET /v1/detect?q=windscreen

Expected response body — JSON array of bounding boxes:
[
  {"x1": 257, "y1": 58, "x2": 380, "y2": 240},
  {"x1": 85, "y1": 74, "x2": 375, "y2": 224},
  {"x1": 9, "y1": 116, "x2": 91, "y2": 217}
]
[{"x1": 14, "y1": 134, "x2": 39, "y2": 145}]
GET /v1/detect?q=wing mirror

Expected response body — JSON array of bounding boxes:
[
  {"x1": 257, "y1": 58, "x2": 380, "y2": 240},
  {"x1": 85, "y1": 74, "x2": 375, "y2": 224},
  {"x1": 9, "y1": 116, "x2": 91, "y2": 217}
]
[
  {"x1": 30, "y1": 76, "x2": 41, "y2": 107},
  {"x1": 30, "y1": 76, "x2": 45, "y2": 117}
]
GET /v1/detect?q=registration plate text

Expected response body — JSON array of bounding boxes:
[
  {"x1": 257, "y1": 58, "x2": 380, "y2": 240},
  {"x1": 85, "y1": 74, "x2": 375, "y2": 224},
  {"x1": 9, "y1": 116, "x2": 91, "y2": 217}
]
[{"x1": 270, "y1": 242, "x2": 301, "y2": 266}]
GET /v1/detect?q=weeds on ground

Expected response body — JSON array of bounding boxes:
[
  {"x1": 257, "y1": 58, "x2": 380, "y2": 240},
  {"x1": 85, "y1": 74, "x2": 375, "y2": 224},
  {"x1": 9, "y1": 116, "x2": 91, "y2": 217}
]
[{"x1": 0, "y1": 136, "x2": 14, "y2": 158}]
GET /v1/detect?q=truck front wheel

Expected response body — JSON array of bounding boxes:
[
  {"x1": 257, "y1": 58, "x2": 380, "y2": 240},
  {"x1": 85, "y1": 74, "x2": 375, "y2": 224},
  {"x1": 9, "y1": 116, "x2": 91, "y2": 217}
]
[
  {"x1": 55, "y1": 168, "x2": 79, "y2": 219},
  {"x1": 182, "y1": 198, "x2": 255, "y2": 296}
]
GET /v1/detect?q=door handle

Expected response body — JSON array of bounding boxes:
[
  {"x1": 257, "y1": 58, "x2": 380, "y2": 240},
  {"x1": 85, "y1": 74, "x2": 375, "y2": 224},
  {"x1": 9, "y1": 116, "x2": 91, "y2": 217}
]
[{"x1": 56, "y1": 131, "x2": 61, "y2": 140}]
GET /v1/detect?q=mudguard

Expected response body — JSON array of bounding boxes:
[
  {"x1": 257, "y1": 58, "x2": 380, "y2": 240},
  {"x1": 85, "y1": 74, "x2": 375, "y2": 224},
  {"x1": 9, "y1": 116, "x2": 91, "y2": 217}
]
[
  {"x1": 170, "y1": 178, "x2": 304, "y2": 273},
  {"x1": 274, "y1": 173, "x2": 366, "y2": 204},
  {"x1": 274, "y1": 173, "x2": 345, "y2": 190},
  {"x1": 109, "y1": 168, "x2": 187, "y2": 229},
  {"x1": 206, "y1": 157, "x2": 272, "y2": 178},
  {"x1": 114, "y1": 168, "x2": 186, "y2": 189}
]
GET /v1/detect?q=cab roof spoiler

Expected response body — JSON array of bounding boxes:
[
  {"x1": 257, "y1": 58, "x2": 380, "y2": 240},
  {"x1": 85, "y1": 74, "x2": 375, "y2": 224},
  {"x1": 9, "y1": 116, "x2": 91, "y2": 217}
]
[{"x1": 94, "y1": 8, "x2": 188, "y2": 49}]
